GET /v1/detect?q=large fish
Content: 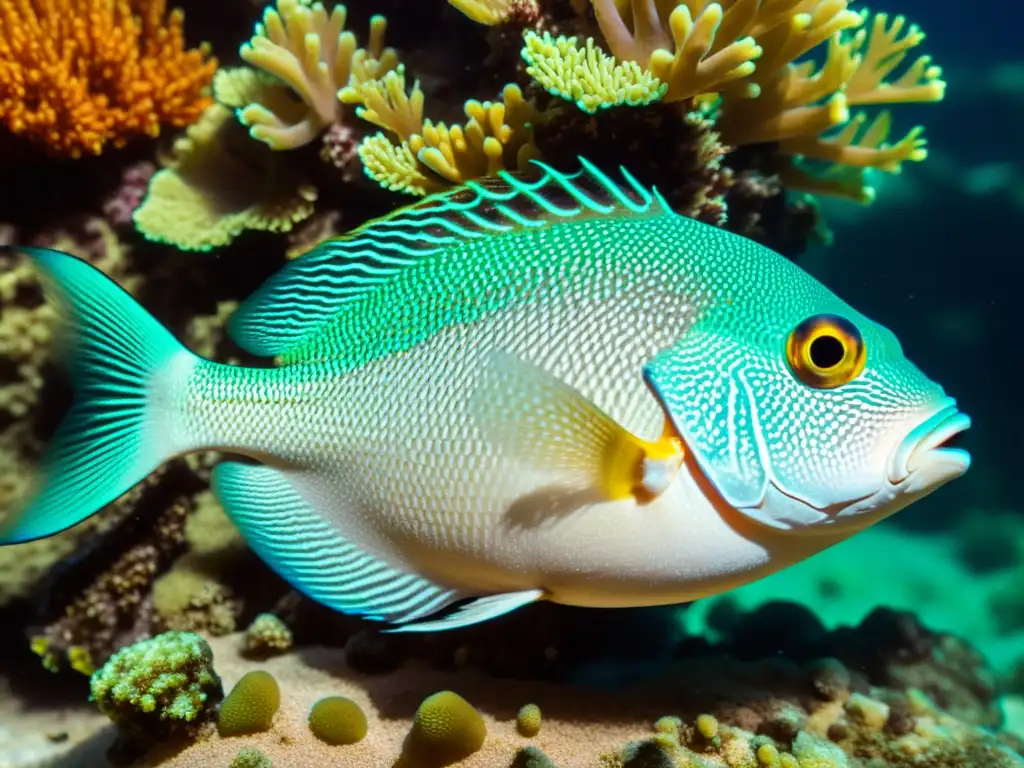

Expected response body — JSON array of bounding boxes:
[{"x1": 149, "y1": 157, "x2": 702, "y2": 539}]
[{"x1": 0, "y1": 159, "x2": 971, "y2": 632}]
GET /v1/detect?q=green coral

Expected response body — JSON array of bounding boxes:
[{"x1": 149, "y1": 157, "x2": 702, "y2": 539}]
[
  {"x1": 89, "y1": 631, "x2": 223, "y2": 737},
  {"x1": 308, "y1": 695, "x2": 368, "y2": 745},
  {"x1": 521, "y1": 31, "x2": 667, "y2": 114},
  {"x1": 230, "y1": 746, "x2": 273, "y2": 768},
  {"x1": 219, "y1": 670, "x2": 281, "y2": 737}
]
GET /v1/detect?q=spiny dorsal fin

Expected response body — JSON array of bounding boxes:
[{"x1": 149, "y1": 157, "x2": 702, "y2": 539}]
[{"x1": 227, "y1": 157, "x2": 669, "y2": 360}]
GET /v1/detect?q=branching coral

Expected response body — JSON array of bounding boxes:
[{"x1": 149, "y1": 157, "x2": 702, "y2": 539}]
[
  {"x1": 0, "y1": 0, "x2": 216, "y2": 157},
  {"x1": 133, "y1": 103, "x2": 318, "y2": 250},
  {"x1": 349, "y1": 66, "x2": 543, "y2": 196},
  {"x1": 223, "y1": 0, "x2": 399, "y2": 150},
  {"x1": 573, "y1": 1, "x2": 944, "y2": 203}
]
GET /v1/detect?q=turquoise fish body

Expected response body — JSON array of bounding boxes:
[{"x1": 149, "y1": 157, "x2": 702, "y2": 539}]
[{"x1": 0, "y1": 160, "x2": 971, "y2": 631}]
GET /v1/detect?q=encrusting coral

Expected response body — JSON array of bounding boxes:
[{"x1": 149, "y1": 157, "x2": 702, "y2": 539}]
[
  {"x1": 133, "y1": 103, "x2": 318, "y2": 250},
  {"x1": 244, "y1": 613, "x2": 294, "y2": 656},
  {"x1": 0, "y1": 0, "x2": 216, "y2": 157},
  {"x1": 219, "y1": 0, "x2": 399, "y2": 151},
  {"x1": 89, "y1": 630, "x2": 223, "y2": 741}
]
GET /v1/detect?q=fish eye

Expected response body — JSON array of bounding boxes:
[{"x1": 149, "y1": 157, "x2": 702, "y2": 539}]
[{"x1": 785, "y1": 314, "x2": 866, "y2": 389}]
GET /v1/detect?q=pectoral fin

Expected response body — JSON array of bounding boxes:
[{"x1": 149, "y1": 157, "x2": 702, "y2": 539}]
[{"x1": 470, "y1": 351, "x2": 683, "y2": 503}]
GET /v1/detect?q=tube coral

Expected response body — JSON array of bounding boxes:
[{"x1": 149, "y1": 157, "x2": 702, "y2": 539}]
[
  {"x1": 0, "y1": 0, "x2": 216, "y2": 158},
  {"x1": 229, "y1": 0, "x2": 398, "y2": 150}
]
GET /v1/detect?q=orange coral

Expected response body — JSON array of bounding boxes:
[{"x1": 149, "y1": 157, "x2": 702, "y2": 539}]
[{"x1": 0, "y1": 0, "x2": 217, "y2": 158}]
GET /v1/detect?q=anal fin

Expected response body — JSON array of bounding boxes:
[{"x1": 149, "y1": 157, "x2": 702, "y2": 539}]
[
  {"x1": 211, "y1": 462, "x2": 543, "y2": 631},
  {"x1": 212, "y1": 462, "x2": 463, "y2": 626}
]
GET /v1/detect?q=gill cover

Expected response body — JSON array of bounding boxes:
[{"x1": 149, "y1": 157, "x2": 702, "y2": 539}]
[{"x1": 643, "y1": 329, "x2": 771, "y2": 509}]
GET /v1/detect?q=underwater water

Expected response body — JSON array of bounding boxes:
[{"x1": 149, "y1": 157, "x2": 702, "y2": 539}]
[{"x1": 0, "y1": 0, "x2": 1021, "y2": 766}]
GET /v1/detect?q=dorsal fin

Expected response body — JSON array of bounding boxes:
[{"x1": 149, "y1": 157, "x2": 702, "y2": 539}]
[{"x1": 227, "y1": 157, "x2": 669, "y2": 360}]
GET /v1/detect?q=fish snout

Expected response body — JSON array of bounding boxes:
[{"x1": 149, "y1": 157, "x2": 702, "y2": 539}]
[{"x1": 886, "y1": 399, "x2": 972, "y2": 487}]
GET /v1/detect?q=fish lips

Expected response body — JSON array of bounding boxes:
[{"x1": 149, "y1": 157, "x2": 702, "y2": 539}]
[{"x1": 887, "y1": 399, "x2": 972, "y2": 487}]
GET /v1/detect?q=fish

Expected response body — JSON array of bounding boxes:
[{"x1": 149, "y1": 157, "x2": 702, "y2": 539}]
[{"x1": 0, "y1": 158, "x2": 972, "y2": 633}]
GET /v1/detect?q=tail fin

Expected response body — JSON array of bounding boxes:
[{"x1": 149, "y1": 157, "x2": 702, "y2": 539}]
[{"x1": 0, "y1": 246, "x2": 195, "y2": 544}]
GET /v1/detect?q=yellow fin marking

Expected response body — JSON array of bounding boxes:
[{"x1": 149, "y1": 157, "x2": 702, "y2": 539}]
[{"x1": 470, "y1": 352, "x2": 683, "y2": 503}]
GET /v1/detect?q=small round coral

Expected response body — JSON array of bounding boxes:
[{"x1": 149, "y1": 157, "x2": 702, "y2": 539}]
[
  {"x1": 218, "y1": 671, "x2": 281, "y2": 737},
  {"x1": 695, "y1": 713, "x2": 719, "y2": 740},
  {"x1": 405, "y1": 690, "x2": 486, "y2": 764},
  {"x1": 245, "y1": 613, "x2": 293, "y2": 656},
  {"x1": 89, "y1": 631, "x2": 223, "y2": 737},
  {"x1": 230, "y1": 746, "x2": 273, "y2": 768},
  {"x1": 308, "y1": 696, "x2": 368, "y2": 745},
  {"x1": 516, "y1": 703, "x2": 542, "y2": 737}
]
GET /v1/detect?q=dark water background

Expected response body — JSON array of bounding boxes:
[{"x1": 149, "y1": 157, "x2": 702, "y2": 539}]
[{"x1": 803, "y1": 1, "x2": 1022, "y2": 526}]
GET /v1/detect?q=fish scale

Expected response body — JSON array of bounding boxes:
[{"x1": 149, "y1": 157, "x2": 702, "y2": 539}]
[{"x1": 0, "y1": 158, "x2": 970, "y2": 632}]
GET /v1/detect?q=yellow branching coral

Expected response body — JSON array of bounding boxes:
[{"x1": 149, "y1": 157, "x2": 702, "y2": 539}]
[
  {"x1": 585, "y1": 1, "x2": 944, "y2": 201},
  {"x1": 348, "y1": 67, "x2": 543, "y2": 196},
  {"x1": 711, "y1": 9, "x2": 943, "y2": 200},
  {"x1": 0, "y1": 0, "x2": 216, "y2": 158},
  {"x1": 521, "y1": 31, "x2": 667, "y2": 113},
  {"x1": 587, "y1": 0, "x2": 857, "y2": 102},
  {"x1": 133, "y1": 104, "x2": 317, "y2": 250},
  {"x1": 843, "y1": 11, "x2": 945, "y2": 105},
  {"x1": 230, "y1": 0, "x2": 398, "y2": 150}
]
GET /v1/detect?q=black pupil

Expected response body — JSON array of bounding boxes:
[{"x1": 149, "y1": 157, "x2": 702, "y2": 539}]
[{"x1": 809, "y1": 334, "x2": 845, "y2": 369}]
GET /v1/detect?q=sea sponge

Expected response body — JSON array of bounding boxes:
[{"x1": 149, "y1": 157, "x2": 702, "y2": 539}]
[
  {"x1": 89, "y1": 631, "x2": 223, "y2": 738},
  {"x1": 218, "y1": 671, "x2": 281, "y2": 737},
  {"x1": 405, "y1": 690, "x2": 487, "y2": 764},
  {"x1": 516, "y1": 703, "x2": 542, "y2": 737},
  {"x1": 308, "y1": 696, "x2": 368, "y2": 745}
]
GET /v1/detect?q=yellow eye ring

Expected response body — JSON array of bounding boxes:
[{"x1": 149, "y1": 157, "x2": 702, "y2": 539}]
[{"x1": 785, "y1": 314, "x2": 866, "y2": 389}]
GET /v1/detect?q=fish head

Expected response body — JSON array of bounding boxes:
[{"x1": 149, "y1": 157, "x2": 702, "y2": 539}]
[{"x1": 643, "y1": 290, "x2": 971, "y2": 532}]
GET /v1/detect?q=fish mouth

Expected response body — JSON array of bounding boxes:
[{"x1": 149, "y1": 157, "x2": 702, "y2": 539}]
[{"x1": 887, "y1": 400, "x2": 972, "y2": 485}]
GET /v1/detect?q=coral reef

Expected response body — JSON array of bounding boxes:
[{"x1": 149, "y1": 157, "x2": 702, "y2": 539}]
[
  {"x1": 0, "y1": 0, "x2": 216, "y2": 157},
  {"x1": 30, "y1": 617, "x2": 1020, "y2": 767},
  {"x1": 0, "y1": 2, "x2": 1009, "y2": 768}
]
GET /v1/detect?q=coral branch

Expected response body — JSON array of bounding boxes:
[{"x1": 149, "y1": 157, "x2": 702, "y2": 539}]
[
  {"x1": 232, "y1": 0, "x2": 398, "y2": 150},
  {"x1": 351, "y1": 69, "x2": 543, "y2": 196}
]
